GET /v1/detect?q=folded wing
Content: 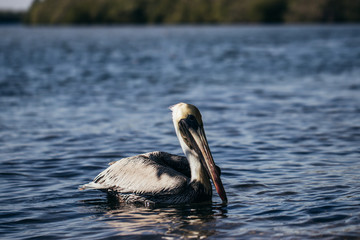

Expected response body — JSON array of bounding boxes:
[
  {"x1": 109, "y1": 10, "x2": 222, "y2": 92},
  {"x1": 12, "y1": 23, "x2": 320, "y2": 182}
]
[{"x1": 79, "y1": 151, "x2": 190, "y2": 195}]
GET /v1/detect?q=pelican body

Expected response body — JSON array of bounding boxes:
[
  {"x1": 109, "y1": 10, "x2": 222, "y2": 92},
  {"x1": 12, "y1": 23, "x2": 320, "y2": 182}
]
[{"x1": 80, "y1": 103, "x2": 227, "y2": 206}]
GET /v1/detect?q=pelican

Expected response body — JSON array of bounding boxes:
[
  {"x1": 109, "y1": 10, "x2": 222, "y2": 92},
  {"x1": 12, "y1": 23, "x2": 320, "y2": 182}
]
[{"x1": 79, "y1": 103, "x2": 227, "y2": 206}]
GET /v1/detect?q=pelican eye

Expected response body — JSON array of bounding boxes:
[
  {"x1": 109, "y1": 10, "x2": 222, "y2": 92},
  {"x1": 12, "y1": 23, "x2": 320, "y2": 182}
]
[
  {"x1": 184, "y1": 114, "x2": 200, "y2": 131},
  {"x1": 188, "y1": 115, "x2": 196, "y2": 121}
]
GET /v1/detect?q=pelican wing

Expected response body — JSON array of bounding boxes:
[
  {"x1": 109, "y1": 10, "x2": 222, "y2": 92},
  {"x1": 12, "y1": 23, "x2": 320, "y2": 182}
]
[
  {"x1": 148, "y1": 151, "x2": 190, "y2": 178},
  {"x1": 80, "y1": 151, "x2": 190, "y2": 195}
]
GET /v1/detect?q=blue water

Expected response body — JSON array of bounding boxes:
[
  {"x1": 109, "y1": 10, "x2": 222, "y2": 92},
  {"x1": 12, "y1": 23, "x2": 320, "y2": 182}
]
[{"x1": 0, "y1": 25, "x2": 360, "y2": 239}]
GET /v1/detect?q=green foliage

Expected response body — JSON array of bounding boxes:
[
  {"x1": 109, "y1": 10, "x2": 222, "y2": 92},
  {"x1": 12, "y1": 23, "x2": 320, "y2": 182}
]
[
  {"x1": 285, "y1": 0, "x2": 360, "y2": 22},
  {"x1": 24, "y1": 0, "x2": 360, "y2": 24}
]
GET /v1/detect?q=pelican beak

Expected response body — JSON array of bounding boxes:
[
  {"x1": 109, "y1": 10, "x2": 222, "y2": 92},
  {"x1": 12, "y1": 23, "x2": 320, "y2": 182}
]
[{"x1": 179, "y1": 116, "x2": 228, "y2": 203}]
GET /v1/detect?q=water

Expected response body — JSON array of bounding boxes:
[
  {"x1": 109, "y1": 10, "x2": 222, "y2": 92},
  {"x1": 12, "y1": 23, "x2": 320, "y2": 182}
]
[{"x1": 1, "y1": 25, "x2": 360, "y2": 239}]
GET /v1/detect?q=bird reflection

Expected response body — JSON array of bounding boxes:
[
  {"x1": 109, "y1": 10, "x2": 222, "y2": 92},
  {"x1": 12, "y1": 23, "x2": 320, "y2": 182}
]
[{"x1": 80, "y1": 196, "x2": 227, "y2": 239}]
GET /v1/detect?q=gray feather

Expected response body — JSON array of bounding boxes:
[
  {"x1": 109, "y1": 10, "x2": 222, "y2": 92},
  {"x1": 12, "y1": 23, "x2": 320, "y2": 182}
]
[{"x1": 79, "y1": 151, "x2": 190, "y2": 195}]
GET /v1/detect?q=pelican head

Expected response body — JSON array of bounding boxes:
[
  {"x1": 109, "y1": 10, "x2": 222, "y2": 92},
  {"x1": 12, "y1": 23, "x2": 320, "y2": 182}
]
[{"x1": 170, "y1": 103, "x2": 227, "y2": 203}]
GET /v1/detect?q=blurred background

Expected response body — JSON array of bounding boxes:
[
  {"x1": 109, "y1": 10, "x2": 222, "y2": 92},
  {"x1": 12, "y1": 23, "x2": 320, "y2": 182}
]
[
  {"x1": 1, "y1": 0, "x2": 360, "y2": 24},
  {"x1": 1, "y1": 0, "x2": 360, "y2": 239}
]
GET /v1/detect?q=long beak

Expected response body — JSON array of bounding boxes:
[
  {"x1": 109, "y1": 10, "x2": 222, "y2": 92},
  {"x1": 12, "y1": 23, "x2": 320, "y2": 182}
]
[{"x1": 179, "y1": 119, "x2": 228, "y2": 203}]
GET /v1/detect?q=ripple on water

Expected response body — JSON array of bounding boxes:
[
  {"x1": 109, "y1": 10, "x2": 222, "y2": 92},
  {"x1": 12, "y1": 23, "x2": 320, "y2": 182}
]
[{"x1": 0, "y1": 26, "x2": 360, "y2": 239}]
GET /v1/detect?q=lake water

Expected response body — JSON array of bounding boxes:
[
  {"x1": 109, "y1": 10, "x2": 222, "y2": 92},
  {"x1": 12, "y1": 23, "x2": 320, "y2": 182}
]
[{"x1": 0, "y1": 25, "x2": 359, "y2": 239}]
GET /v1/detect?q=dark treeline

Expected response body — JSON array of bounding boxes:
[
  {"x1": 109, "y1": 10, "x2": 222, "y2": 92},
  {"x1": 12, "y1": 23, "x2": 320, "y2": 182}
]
[
  {"x1": 0, "y1": 11, "x2": 24, "y2": 23},
  {"x1": 20, "y1": 0, "x2": 360, "y2": 24}
]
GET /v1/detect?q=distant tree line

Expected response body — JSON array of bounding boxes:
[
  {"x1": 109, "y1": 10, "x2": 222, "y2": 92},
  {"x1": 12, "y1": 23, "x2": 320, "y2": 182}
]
[
  {"x1": 15, "y1": 0, "x2": 360, "y2": 24},
  {"x1": 0, "y1": 11, "x2": 24, "y2": 23}
]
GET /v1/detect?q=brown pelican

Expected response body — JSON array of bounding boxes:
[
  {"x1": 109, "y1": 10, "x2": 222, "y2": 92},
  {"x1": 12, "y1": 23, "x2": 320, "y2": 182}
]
[{"x1": 79, "y1": 103, "x2": 227, "y2": 206}]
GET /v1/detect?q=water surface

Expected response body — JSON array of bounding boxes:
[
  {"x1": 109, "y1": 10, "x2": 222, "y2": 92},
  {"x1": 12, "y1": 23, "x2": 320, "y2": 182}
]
[{"x1": 0, "y1": 25, "x2": 360, "y2": 239}]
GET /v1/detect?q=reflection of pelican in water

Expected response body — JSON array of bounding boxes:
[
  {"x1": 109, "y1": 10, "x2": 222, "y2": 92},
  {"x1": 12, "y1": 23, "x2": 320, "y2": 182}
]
[
  {"x1": 80, "y1": 103, "x2": 227, "y2": 206},
  {"x1": 102, "y1": 205, "x2": 225, "y2": 238}
]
